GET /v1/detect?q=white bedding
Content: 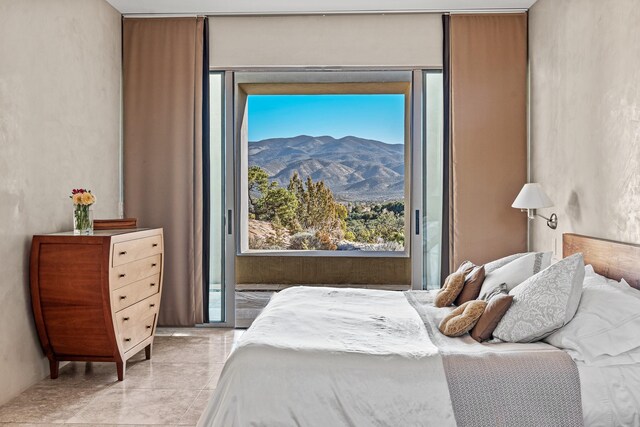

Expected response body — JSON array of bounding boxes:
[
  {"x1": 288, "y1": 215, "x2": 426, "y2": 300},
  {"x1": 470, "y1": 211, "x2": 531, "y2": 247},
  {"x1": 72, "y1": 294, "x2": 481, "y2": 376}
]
[
  {"x1": 199, "y1": 287, "x2": 457, "y2": 427},
  {"x1": 579, "y1": 364, "x2": 640, "y2": 426},
  {"x1": 198, "y1": 287, "x2": 640, "y2": 427}
]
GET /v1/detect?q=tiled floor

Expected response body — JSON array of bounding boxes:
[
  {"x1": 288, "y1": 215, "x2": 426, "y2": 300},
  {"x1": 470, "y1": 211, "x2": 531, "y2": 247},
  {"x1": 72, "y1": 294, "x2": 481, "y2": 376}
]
[{"x1": 0, "y1": 327, "x2": 243, "y2": 427}]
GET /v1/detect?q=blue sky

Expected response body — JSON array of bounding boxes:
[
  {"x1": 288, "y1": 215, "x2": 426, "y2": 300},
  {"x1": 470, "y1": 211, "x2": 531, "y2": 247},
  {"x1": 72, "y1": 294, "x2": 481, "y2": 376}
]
[{"x1": 248, "y1": 94, "x2": 405, "y2": 145}]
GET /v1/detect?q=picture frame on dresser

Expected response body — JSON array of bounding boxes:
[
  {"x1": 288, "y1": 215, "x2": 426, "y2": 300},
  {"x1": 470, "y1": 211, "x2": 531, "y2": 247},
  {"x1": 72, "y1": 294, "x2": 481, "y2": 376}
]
[{"x1": 29, "y1": 228, "x2": 164, "y2": 381}]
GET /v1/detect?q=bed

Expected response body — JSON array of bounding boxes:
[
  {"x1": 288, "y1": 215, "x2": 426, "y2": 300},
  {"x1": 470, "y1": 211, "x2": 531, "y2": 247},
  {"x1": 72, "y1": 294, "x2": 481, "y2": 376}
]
[{"x1": 198, "y1": 234, "x2": 640, "y2": 427}]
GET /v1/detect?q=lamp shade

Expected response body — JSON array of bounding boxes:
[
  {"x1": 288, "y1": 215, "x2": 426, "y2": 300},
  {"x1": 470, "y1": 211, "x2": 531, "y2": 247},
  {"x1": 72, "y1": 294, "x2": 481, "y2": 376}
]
[{"x1": 512, "y1": 183, "x2": 553, "y2": 209}]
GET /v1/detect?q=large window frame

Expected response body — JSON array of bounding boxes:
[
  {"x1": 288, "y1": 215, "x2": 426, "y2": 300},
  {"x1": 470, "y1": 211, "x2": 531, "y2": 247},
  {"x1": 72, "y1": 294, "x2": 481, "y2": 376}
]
[{"x1": 234, "y1": 71, "x2": 418, "y2": 258}]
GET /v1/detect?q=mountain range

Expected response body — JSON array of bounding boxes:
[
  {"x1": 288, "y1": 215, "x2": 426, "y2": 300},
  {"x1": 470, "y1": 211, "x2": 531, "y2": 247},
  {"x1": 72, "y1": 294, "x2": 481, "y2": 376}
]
[{"x1": 248, "y1": 135, "x2": 404, "y2": 202}]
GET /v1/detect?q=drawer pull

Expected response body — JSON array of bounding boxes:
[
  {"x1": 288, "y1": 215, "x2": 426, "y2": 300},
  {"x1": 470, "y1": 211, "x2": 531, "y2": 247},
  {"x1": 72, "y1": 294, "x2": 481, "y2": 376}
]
[
  {"x1": 120, "y1": 295, "x2": 127, "y2": 300},
  {"x1": 150, "y1": 283, "x2": 156, "y2": 287},
  {"x1": 123, "y1": 317, "x2": 130, "y2": 321},
  {"x1": 119, "y1": 273, "x2": 126, "y2": 278},
  {"x1": 119, "y1": 251, "x2": 127, "y2": 256},
  {"x1": 152, "y1": 243, "x2": 158, "y2": 247},
  {"x1": 152, "y1": 263, "x2": 157, "y2": 267},
  {"x1": 150, "y1": 303, "x2": 156, "y2": 308},
  {"x1": 146, "y1": 325, "x2": 152, "y2": 329},
  {"x1": 124, "y1": 338, "x2": 131, "y2": 342}
]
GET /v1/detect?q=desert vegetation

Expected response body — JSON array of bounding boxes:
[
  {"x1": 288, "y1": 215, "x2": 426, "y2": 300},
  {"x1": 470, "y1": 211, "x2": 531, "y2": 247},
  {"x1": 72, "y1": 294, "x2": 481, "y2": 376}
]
[{"x1": 248, "y1": 166, "x2": 404, "y2": 251}]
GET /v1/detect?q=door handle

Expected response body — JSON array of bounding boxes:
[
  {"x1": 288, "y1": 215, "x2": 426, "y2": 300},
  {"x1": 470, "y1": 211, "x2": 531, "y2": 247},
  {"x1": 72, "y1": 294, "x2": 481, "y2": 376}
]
[
  {"x1": 227, "y1": 209, "x2": 233, "y2": 235},
  {"x1": 415, "y1": 209, "x2": 420, "y2": 235}
]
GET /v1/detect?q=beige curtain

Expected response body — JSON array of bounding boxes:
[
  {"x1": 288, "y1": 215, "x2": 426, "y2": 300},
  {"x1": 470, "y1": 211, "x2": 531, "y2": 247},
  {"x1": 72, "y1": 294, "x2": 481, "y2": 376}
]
[
  {"x1": 449, "y1": 14, "x2": 528, "y2": 270},
  {"x1": 123, "y1": 17, "x2": 204, "y2": 326}
]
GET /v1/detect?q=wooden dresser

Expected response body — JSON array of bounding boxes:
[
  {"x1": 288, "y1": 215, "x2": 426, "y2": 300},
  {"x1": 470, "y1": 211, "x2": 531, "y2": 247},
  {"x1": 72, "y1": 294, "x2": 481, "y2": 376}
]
[{"x1": 30, "y1": 228, "x2": 164, "y2": 380}]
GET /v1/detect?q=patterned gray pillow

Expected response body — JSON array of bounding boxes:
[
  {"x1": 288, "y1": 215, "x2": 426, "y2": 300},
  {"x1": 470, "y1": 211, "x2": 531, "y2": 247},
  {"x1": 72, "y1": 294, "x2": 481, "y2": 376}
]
[{"x1": 493, "y1": 253, "x2": 585, "y2": 343}]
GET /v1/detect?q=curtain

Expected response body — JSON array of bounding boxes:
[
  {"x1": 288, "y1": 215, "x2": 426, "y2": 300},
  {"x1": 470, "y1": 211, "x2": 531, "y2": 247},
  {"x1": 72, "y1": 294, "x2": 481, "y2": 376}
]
[
  {"x1": 201, "y1": 18, "x2": 211, "y2": 324},
  {"x1": 448, "y1": 14, "x2": 528, "y2": 270},
  {"x1": 441, "y1": 14, "x2": 452, "y2": 283},
  {"x1": 123, "y1": 17, "x2": 205, "y2": 326}
]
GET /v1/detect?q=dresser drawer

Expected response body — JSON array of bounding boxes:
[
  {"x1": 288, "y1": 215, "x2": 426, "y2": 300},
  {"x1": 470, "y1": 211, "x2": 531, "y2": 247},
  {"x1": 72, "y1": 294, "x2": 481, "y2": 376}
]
[
  {"x1": 121, "y1": 313, "x2": 156, "y2": 352},
  {"x1": 115, "y1": 293, "x2": 160, "y2": 353},
  {"x1": 115, "y1": 293, "x2": 160, "y2": 327},
  {"x1": 112, "y1": 235, "x2": 162, "y2": 267},
  {"x1": 111, "y1": 274, "x2": 160, "y2": 312},
  {"x1": 111, "y1": 254, "x2": 162, "y2": 290}
]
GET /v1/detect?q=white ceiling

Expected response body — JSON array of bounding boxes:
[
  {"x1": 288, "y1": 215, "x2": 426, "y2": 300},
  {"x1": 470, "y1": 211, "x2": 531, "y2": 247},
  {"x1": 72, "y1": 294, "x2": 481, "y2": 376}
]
[{"x1": 106, "y1": 0, "x2": 538, "y2": 15}]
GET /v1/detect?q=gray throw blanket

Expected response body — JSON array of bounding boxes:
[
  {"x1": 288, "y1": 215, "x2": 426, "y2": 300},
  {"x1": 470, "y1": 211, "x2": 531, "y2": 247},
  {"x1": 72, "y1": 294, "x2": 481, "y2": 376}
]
[{"x1": 405, "y1": 291, "x2": 584, "y2": 427}]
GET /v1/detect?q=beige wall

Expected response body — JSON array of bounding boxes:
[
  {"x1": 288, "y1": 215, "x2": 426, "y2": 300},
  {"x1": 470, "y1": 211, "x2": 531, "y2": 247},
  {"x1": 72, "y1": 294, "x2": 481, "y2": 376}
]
[
  {"x1": 209, "y1": 14, "x2": 443, "y2": 68},
  {"x1": 529, "y1": 0, "x2": 640, "y2": 254},
  {"x1": 0, "y1": 0, "x2": 121, "y2": 405}
]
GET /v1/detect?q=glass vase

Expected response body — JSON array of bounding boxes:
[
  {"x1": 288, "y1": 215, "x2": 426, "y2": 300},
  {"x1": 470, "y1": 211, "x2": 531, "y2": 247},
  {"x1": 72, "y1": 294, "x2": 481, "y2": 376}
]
[{"x1": 73, "y1": 205, "x2": 94, "y2": 235}]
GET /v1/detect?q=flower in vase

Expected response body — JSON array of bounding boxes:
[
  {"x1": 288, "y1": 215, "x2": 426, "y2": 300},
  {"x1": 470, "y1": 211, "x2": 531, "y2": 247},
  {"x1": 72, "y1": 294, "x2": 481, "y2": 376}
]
[
  {"x1": 81, "y1": 192, "x2": 96, "y2": 205},
  {"x1": 70, "y1": 188, "x2": 96, "y2": 235},
  {"x1": 70, "y1": 189, "x2": 96, "y2": 206}
]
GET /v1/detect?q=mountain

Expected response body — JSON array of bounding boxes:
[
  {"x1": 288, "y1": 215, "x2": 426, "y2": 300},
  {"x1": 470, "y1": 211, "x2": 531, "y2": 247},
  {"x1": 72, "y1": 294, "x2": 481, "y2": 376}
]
[{"x1": 248, "y1": 135, "x2": 404, "y2": 202}]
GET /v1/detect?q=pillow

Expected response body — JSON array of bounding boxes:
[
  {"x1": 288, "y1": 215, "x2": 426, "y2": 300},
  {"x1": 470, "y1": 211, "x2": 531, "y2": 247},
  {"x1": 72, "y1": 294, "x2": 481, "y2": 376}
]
[
  {"x1": 493, "y1": 253, "x2": 585, "y2": 343},
  {"x1": 484, "y1": 252, "x2": 528, "y2": 274},
  {"x1": 470, "y1": 288, "x2": 514, "y2": 343},
  {"x1": 439, "y1": 300, "x2": 488, "y2": 337},
  {"x1": 435, "y1": 271, "x2": 466, "y2": 307},
  {"x1": 544, "y1": 276, "x2": 640, "y2": 363},
  {"x1": 478, "y1": 252, "x2": 552, "y2": 300},
  {"x1": 435, "y1": 261, "x2": 474, "y2": 307},
  {"x1": 454, "y1": 265, "x2": 486, "y2": 306}
]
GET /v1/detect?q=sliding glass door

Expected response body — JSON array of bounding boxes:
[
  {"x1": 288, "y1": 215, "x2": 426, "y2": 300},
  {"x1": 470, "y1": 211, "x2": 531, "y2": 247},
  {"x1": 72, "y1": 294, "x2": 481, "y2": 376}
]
[
  {"x1": 208, "y1": 72, "x2": 235, "y2": 324},
  {"x1": 423, "y1": 71, "x2": 444, "y2": 290}
]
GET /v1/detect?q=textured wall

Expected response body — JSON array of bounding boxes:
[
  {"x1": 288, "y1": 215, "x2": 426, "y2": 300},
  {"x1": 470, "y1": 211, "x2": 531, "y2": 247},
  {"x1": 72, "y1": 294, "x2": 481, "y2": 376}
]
[
  {"x1": 529, "y1": 0, "x2": 640, "y2": 253},
  {"x1": 236, "y1": 257, "x2": 411, "y2": 285},
  {"x1": 0, "y1": 0, "x2": 121, "y2": 405},
  {"x1": 209, "y1": 14, "x2": 443, "y2": 68}
]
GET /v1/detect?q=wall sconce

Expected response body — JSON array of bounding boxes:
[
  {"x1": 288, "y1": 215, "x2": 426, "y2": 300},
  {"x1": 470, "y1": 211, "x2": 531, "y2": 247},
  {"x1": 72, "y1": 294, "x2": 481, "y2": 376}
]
[{"x1": 512, "y1": 183, "x2": 558, "y2": 229}]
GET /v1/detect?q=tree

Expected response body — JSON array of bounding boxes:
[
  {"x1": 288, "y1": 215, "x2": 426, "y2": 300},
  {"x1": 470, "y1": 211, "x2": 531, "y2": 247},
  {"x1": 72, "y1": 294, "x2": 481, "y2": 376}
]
[
  {"x1": 255, "y1": 184, "x2": 299, "y2": 231},
  {"x1": 288, "y1": 173, "x2": 347, "y2": 245},
  {"x1": 248, "y1": 166, "x2": 269, "y2": 216}
]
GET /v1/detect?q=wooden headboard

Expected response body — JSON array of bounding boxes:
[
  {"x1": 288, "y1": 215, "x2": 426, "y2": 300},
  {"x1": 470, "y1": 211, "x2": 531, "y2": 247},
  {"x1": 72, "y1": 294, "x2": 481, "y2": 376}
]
[{"x1": 563, "y1": 233, "x2": 640, "y2": 290}]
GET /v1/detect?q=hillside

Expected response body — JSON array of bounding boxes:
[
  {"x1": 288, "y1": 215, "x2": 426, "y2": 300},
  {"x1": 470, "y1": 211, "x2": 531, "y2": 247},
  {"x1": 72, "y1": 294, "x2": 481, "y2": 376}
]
[{"x1": 248, "y1": 135, "x2": 404, "y2": 201}]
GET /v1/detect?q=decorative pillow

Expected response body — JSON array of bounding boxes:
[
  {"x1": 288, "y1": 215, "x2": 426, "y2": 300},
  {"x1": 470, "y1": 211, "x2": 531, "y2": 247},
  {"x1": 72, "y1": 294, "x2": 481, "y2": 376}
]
[
  {"x1": 478, "y1": 251, "x2": 552, "y2": 300},
  {"x1": 493, "y1": 253, "x2": 585, "y2": 343},
  {"x1": 471, "y1": 288, "x2": 514, "y2": 343},
  {"x1": 454, "y1": 265, "x2": 486, "y2": 306},
  {"x1": 435, "y1": 271, "x2": 466, "y2": 307},
  {"x1": 544, "y1": 275, "x2": 640, "y2": 364},
  {"x1": 439, "y1": 300, "x2": 488, "y2": 337},
  {"x1": 457, "y1": 260, "x2": 475, "y2": 274}
]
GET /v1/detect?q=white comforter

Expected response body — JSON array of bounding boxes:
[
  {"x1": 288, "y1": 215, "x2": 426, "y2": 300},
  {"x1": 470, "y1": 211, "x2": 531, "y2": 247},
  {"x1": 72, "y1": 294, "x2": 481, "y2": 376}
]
[
  {"x1": 198, "y1": 287, "x2": 640, "y2": 427},
  {"x1": 198, "y1": 287, "x2": 457, "y2": 427}
]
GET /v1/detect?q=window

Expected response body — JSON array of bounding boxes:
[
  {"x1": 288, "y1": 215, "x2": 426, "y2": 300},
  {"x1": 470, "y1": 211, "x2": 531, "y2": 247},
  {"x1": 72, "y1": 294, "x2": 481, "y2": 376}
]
[{"x1": 241, "y1": 87, "x2": 408, "y2": 254}]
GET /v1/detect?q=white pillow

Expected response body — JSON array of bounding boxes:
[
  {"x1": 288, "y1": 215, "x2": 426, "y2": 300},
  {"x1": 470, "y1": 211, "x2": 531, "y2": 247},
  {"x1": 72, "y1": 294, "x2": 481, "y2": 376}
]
[
  {"x1": 493, "y1": 253, "x2": 585, "y2": 343},
  {"x1": 478, "y1": 252, "x2": 552, "y2": 300},
  {"x1": 484, "y1": 253, "x2": 527, "y2": 274},
  {"x1": 545, "y1": 275, "x2": 640, "y2": 363}
]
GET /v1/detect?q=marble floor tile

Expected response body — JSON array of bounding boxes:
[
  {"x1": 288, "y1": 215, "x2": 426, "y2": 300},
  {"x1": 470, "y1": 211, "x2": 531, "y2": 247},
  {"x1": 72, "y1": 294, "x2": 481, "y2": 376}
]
[
  {"x1": 111, "y1": 362, "x2": 224, "y2": 390},
  {"x1": 0, "y1": 386, "x2": 98, "y2": 424},
  {"x1": 177, "y1": 389, "x2": 216, "y2": 426},
  {"x1": 66, "y1": 388, "x2": 199, "y2": 425},
  {"x1": 203, "y1": 365, "x2": 226, "y2": 390},
  {"x1": 0, "y1": 328, "x2": 237, "y2": 426},
  {"x1": 150, "y1": 341, "x2": 233, "y2": 365}
]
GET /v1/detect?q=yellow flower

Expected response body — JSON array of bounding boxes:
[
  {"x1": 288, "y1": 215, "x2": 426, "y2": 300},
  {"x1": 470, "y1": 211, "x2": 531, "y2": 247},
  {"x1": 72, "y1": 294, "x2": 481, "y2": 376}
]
[
  {"x1": 81, "y1": 192, "x2": 95, "y2": 205},
  {"x1": 72, "y1": 193, "x2": 83, "y2": 205}
]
